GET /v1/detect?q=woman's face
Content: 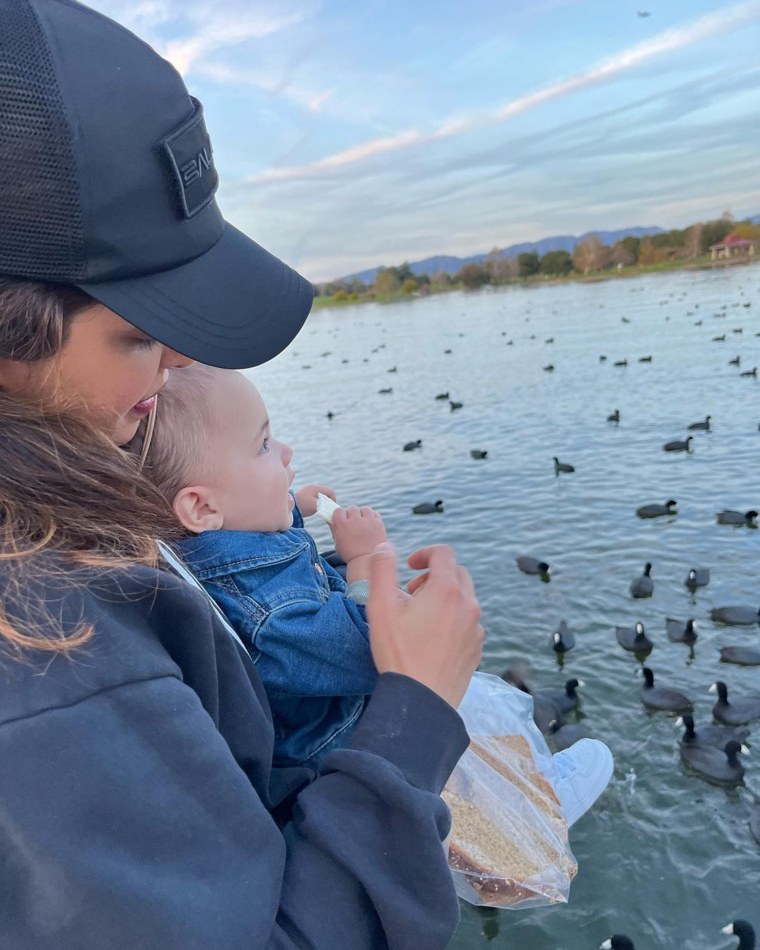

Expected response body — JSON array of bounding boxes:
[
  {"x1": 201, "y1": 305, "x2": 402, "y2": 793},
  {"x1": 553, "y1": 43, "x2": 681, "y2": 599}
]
[{"x1": 1, "y1": 304, "x2": 194, "y2": 444}]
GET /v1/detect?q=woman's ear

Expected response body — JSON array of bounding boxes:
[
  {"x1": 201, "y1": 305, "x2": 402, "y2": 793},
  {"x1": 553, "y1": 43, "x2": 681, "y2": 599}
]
[{"x1": 172, "y1": 485, "x2": 223, "y2": 533}]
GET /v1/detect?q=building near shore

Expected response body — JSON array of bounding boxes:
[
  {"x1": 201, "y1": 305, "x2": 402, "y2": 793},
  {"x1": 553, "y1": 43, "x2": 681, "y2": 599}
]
[{"x1": 709, "y1": 234, "x2": 758, "y2": 262}]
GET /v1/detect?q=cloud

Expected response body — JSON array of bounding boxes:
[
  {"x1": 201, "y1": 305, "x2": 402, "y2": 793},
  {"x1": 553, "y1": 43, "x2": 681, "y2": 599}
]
[
  {"x1": 246, "y1": 0, "x2": 760, "y2": 185},
  {"x1": 161, "y1": 12, "x2": 306, "y2": 76}
]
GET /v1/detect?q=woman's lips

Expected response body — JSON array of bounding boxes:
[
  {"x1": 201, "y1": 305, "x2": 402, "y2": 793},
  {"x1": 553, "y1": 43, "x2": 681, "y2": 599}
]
[{"x1": 131, "y1": 394, "x2": 157, "y2": 417}]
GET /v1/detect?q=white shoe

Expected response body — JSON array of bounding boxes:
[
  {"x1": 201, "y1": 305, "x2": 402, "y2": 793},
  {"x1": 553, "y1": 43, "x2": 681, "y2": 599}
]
[{"x1": 552, "y1": 738, "x2": 614, "y2": 826}]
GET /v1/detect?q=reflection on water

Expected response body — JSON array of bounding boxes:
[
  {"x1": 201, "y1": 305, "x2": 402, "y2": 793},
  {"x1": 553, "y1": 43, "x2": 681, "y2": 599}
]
[{"x1": 253, "y1": 265, "x2": 760, "y2": 948}]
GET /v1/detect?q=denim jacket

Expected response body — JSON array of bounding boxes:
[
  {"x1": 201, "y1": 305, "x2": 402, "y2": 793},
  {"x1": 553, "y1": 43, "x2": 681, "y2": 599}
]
[{"x1": 177, "y1": 506, "x2": 374, "y2": 767}]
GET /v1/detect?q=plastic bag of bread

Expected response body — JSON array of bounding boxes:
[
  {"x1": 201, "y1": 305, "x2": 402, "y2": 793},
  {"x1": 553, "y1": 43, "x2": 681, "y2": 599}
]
[{"x1": 442, "y1": 671, "x2": 577, "y2": 908}]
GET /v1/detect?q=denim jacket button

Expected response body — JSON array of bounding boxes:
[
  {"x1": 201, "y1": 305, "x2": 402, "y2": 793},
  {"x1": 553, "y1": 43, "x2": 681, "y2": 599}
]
[{"x1": 314, "y1": 562, "x2": 324, "y2": 575}]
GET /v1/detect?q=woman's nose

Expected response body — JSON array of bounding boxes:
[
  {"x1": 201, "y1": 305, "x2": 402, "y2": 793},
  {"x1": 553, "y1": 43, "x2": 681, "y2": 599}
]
[{"x1": 160, "y1": 346, "x2": 195, "y2": 370}]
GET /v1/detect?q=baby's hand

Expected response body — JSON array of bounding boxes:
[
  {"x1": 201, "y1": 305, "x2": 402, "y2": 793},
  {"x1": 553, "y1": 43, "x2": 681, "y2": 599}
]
[
  {"x1": 330, "y1": 506, "x2": 387, "y2": 564},
  {"x1": 295, "y1": 484, "x2": 336, "y2": 517}
]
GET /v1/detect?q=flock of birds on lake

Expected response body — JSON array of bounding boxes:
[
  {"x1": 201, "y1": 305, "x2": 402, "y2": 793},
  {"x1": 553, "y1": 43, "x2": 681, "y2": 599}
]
[{"x1": 291, "y1": 276, "x2": 759, "y2": 946}]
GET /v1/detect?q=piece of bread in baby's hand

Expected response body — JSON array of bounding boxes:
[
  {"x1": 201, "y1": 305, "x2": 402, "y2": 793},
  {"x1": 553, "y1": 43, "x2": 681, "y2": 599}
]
[
  {"x1": 315, "y1": 492, "x2": 342, "y2": 524},
  {"x1": 442, "y1": 735, "x2": 576, "y2": 907}
]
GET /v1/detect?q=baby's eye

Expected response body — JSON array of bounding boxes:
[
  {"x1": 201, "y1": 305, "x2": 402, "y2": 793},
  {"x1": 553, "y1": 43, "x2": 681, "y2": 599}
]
[{"x1": 259, "y1": 437, "x2": 270, "y2": 454}]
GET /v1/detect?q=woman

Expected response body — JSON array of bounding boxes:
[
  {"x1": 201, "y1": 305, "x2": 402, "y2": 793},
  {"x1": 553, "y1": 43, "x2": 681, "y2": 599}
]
[{"x1": 0, "y1": 2, "x2": 483, "y2": 947}]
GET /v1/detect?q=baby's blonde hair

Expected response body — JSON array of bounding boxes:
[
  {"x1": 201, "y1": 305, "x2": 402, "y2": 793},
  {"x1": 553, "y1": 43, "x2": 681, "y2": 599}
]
[{"x1": 142, "y1": 363, "x2": 225, "y2": 504}]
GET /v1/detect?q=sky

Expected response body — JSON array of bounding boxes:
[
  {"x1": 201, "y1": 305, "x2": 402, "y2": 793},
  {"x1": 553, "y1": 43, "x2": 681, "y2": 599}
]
[{"x1": 88, "y1": 0, "x2": 760, "y2": 282}]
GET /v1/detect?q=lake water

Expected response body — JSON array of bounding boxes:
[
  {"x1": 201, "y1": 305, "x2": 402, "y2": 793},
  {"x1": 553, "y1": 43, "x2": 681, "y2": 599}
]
[{"x1": 253, "y1": 263, "x2": 759, "y2": 949}]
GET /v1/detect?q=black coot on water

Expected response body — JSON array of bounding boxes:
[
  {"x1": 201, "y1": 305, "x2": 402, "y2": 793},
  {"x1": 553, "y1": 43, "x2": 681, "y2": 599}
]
[
  {"x1": 548, "y1": 720, "x2": 590, "y2": 752},
  {"x1": 616, "y1": 621, "x2": 653, "y2": 655},
  {"x1": 630, "y1": 562, "x2": 653, "y2": 598},
  {"x1": 720, "y1": 646, "x2": 760, "y2": 666},
  {"x1": 412, "y1": 500, "x2": 443, "y2": 515},
  {"x1": 538, "y1": 678, "x2": 584, "y2": 715},
  {"x1": 600, "y1": 937, "x2": 635, "y2": 950},
  {"x1": 680, "y1": 740, "x2": 747, "y2": 785},
  {"x1": 666, "y1": 617, "x2": 697, "y2": 643},
  {"x1": 721, "y1": 921, "x2": 755, "y2": 950},
  {"x1": 636, "y1": 500, "x2": 677, "y2": 519},
  {"x1": 676, "y1": 714, "x2": 749, "y2": 749},
  {"x1": 684, "y1": 567, "x2": 710, "y2": 590},
  {"x1": 639, "y1": 668, "x2": 693, "y2": 712},
  {"x1": 710, "y1": 605, "x2": 760, "y2": 626},
  {"x1": 551, "y1": 620, "x2": 575, "y2": 653},
  {"x1": 516, "y1": 556, "x2": 550, "y2": 578},
  {"x1": 710, "y1": 681, "x2": 760, "y2": 725}
]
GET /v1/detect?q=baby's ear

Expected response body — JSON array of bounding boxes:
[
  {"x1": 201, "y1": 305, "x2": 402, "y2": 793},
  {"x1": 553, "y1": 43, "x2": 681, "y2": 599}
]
[{"x1": 172, "y1": 485, "x2": 223, "y2": 533}]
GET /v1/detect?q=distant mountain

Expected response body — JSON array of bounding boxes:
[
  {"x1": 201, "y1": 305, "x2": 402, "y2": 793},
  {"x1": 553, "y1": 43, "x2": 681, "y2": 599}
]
[{"x1": 341, "y1": 225, "x2": 665, "y2": 285}]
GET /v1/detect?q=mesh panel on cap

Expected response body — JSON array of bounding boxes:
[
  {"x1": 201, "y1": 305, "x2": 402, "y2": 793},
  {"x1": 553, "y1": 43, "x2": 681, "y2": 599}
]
[{"x1": 0, "y1": 0, "x2": 86, "y2": 279}]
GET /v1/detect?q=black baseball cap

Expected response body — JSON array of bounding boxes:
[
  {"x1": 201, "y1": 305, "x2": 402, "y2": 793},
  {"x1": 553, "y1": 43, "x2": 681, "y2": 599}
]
[{"x1": 0, "y1": 0, "x2": 314, "y2": 368}]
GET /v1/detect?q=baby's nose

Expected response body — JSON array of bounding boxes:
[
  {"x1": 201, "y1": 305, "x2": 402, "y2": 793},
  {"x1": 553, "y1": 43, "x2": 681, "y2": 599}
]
[{"x1": 282, "y1": 442, "x2": 293, "y2": 465}]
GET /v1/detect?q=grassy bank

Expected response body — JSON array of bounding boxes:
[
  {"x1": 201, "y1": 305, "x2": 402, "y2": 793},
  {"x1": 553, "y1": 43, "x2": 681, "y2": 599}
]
[{"x1": 312, "y1": 254, "x2": 759, "y2": 310}]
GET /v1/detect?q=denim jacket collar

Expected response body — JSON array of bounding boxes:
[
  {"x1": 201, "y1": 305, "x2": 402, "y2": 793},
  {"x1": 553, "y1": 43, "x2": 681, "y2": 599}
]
[{"x1": 177, "y1": 528, "x2": 312, "y2": 581}]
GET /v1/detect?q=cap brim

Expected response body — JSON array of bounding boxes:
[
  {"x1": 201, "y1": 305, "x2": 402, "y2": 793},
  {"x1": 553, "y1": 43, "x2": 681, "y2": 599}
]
[{"x1": 77, "y1": 223, "x2": 314, "y2": 369}]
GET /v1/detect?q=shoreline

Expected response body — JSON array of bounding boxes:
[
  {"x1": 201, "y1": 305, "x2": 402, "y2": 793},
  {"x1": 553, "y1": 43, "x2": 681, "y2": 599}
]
[{"x1": 313, "y1": 254, "x2": 760, "y2": 310}]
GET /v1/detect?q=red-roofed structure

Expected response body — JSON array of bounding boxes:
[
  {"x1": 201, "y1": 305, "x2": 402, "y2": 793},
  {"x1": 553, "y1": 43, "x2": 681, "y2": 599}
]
[{"x1": 709, "y1": 233, "x2": 757, "y2": 261}]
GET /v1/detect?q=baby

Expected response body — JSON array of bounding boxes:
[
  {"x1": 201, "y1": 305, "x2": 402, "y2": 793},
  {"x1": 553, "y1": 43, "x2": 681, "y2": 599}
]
[
  {"x1": 142, "y1": 366, "x2": 612, "y2": 825},
  {"x1": 142, "y1": 364, "x2": 386, "y2": 768}
]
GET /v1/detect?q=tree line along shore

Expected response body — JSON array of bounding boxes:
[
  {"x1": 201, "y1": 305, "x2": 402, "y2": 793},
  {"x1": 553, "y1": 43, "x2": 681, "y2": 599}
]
[{"x1": 313, "y1": 214, "x2": 760, "y2": 309}]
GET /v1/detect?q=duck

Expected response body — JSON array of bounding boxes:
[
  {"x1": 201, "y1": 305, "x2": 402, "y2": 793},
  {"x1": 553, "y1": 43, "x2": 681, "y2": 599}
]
[
  {"x1": 378, "y1": 387, "x2": 393, "y2": 394},
  {"x1": 449, "y1": 400, "x2": 463, "y2": 411},
  {"x1": 711, "y1": 682, "x2": 760, "y2": 724},
  {"x1": 551, "y1": 620, "x2": 575, "y2": 653},
  {"x1": 613, "y1": 359, "x2": 628, "y2": 367},
  {"x1": 681, "y1": 740, "x2": 748, "y2": 786},
  {"x1": 729, "y1": 356, "x2": 741, "y2": 366},
  {"x1": 434, "y1": 392, "x2": 449, "y2": 400},
  {"x1": 722, "y1": 921, "x2": 756, "y2": 950},
  {"x1": 469, "y1": 449, "x2": 488, "y2": 460},
  {"x1": 676, "y1": 714, "x2": 749, "y2": 749},
  {"x1": 720, "y1": 645, "x2": 760, "y2": 666},
  {"x1": 553, "y1": 457, "x2": 575, "y2": 474},
  {"x1": 537, "y1": 678, "x2": 584, "y2": 715},
  {"x1": 716, "y1": 509, "x2": 758, "y2": 526},
  {"x1": 713, "y1": 334, "x2": 726, "y2": 342},
  {"x1": 710, "y1": 605, "x2": 760, "y2": 626},
  {"x1": 630, "y1": 562, "x2": 654, "y2": 599},
  {"x1": 516, "y1": 556, "x2": 550, "y2": 577},
  {"x1": 542, "y1": 364, "x2": 554, "y2": 372},
  {"x1": 616, "y1": 621, "x2": 653, "y2": 655},
  {"x1": 548, "y1": 720, "x2": 590, "y2": 752},
  {"x1": 638, "y1": 355, "x2": 652, "y2": 363},
  {"x1": 684, "y1": 567, "x2": 710, "y2": 590},
  {"x1": 412, "y1": 500, "x2": 443, "y2": 515},
  {"x1": 600, "y1": 937, "x2": 635, "y2": 950},
  {"x1": 687, "y1": 415, "x2": 712, "y2": 430},
  {"x1": 531, "y1": 694, "x2": 563, "y2": 735},
  {"x1": 666, "y1": 617, "x2": 697, "y2": 644},
  {"x1": 607, "y1": 408, "x2": 620, "y2": 423},
  {"x1": 639, "y1": 667, "x2": 693, "y2": 712},
  {"x1": 402, "y1": 440, "x2": 422, "y2": 452},
  {"x1": 636, "y1": 499, "x2": 677, "y2": 519},
  {"x1": 663, "y1": 436, "x2": 693, "y2": 452},
  {"x1": 740, "y1": 367, "x2": 758, "y2": 377}
]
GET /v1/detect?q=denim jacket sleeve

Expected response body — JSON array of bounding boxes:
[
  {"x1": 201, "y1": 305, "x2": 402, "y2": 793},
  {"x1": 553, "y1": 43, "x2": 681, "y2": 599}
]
[{"x1": 242, "y1": 591, "x2": 377, "y2": 697}]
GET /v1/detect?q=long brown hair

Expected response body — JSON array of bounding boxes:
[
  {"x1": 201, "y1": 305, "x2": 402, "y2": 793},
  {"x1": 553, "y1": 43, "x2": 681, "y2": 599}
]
[{"x1": 0, "y1": 277, "x2": 182, "y2": 652}]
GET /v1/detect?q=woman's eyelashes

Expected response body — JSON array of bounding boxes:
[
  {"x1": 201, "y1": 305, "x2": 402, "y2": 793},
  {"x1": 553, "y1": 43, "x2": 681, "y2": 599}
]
[{"x1": 128, "y1": 335, "x2": 159, "y2": 351}]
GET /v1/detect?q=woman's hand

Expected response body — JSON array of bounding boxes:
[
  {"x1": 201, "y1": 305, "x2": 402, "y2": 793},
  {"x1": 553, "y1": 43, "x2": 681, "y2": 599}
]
[
  {"x1": 367, "y1": 544, "x2": 483, "y2": 709},
  {"x1": 295, "y1": 484, "x2": 336, "y2": 517}
]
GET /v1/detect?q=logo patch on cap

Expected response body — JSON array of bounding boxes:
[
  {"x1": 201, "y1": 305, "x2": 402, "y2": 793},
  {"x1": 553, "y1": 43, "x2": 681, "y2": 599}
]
[{"x1": 162, "y1": 98, "x2": 219, "y2": 218}]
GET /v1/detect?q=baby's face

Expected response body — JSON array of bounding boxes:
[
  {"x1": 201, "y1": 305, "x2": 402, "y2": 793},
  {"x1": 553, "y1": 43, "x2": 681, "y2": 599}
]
[{"x1": 200, "y1": 373, "x2": 295, "y2": 532}]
